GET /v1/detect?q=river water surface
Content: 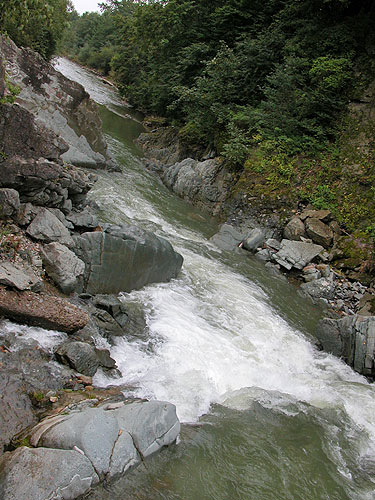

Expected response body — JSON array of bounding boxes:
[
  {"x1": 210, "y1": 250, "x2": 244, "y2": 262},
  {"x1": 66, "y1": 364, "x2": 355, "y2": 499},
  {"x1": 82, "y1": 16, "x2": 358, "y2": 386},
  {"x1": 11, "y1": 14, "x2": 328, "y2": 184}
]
[{"x1": 55, "y1": 58, "x2": 375, "y2": 500}]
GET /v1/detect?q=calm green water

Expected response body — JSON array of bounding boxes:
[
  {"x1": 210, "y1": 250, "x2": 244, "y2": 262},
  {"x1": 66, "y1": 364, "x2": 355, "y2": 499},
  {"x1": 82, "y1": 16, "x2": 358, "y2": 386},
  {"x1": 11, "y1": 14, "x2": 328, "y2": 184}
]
[{"x1": 56, "y1": 58, "x2": 375, "y2": 500}]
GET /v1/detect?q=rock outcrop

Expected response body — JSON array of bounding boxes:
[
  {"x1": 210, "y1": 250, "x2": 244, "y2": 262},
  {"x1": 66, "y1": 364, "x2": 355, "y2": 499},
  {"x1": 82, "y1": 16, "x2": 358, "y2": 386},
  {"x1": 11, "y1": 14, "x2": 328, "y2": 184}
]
[
  {"x1": 316, "y1": 316, "x2": 375, "y2": 377},
  {"x1": 0, "y1": 35, "x2": 115, "y2": 169},
  {"x1": 75, "y1": 224, "x2": 183, "y2": 294}
]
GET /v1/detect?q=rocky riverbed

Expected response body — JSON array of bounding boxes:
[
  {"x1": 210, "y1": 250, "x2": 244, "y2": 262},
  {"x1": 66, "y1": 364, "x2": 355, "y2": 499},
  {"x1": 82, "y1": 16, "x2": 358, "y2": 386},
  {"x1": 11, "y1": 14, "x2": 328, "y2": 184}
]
[{"x1": 0, "y1": 37, "x2": 182, "y2": 499}]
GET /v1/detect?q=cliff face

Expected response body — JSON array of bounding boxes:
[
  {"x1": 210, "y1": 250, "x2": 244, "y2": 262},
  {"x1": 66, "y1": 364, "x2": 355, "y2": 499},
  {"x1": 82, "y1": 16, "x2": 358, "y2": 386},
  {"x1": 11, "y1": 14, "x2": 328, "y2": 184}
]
[{"x1": 0, "y1": 35, "x2": 116, "y2": 170}]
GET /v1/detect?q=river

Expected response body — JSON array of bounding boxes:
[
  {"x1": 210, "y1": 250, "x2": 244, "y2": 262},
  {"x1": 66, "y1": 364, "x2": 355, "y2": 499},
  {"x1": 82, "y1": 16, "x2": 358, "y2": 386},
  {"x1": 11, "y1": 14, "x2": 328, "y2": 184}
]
[{"x1": 55, "y1": 57, "x2": 375, "y2": 500}]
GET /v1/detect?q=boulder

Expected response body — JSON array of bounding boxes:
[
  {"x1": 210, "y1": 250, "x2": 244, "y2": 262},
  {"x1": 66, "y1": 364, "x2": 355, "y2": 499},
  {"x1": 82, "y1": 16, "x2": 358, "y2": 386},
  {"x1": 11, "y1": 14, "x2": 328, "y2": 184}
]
[
  {"x1": 32, "y1": 400, "x2": 180, "y2": 479},
  {"x1": 272, "y1": 239, "x2": 324, "y2": 270},
  {"x1": 0, "y1": 188, "x2": 20, "y2": 220},
  {"x1": 242, "y1": 228, "x2": 265, "y2": 252},
  {"x1": 26, "y1": 207, "x2": 74, "y2": 247},
  {"x1": 0, "y1": 289, "x2": 89, "y2": 333},
  {"x1": 1, "y1": 36, "x2": 114, "y2": 169},
  {"x1": 75, "y1": 224, "x2": 183, "y2": 294},
  {"x1": 299, "y1": 277, "x2": 335, "y2": 301},
  {"x1": 210, "y1": 224, "x2": 244, "y2": 251},
  {"x1": 305, "y1": 217, "x2": 333, "y2": 248},
  {"x1": 66, "y1": 208, "x2": 99, "y2": 230},
  {"x1": 55, "y1": 341, "x2": 100, "y2": 377},
  {"x1": 0, "y1": 261, "x2": 41, "y2": 291},
  {"x1": 41, "y1": 242, "x2": 85, "y2": 294},
  {"x1": 316, "y1": 316, "x2": 375, "y2": 376},
  {"x1": 283, "y1": 217, "x2": 306, "y2": 241},
  {"x1": 0, "y1": 446, "x2": 99, "y2": 500}
]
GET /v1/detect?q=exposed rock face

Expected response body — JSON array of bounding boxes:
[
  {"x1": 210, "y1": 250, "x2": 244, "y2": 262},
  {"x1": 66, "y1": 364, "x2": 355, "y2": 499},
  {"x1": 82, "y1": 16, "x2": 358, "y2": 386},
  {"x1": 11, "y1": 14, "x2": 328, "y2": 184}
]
[
  {"x1": 0, "y1": 156, "x2": 96, "y2": 210},
  {"x1": 272, "y1": 239, "x2": 325, "y2": 271},
  {"x1": 0, "y1": 447, "x2": 99, "y2": 500},
  {"x1": 161, "y1": 158, "x2": 231, "y2": 215},
  {"x1": 0, "y1": 36, "x2": 115, "y2": 169},
  {"x1": 75, "y1": 224, "x2": 183, "y2": 294},
  {"x1": 41, "y1": 242, "x2": 85, "y2": 294},
  {"x1": 0, "y1": 289, "x2": 89, "y2": 332},
  {"x1": 209, "y1": 224, "x2": 244, "y2": 251},
  {"x1": 316, "y1": 316, "x2": 375, "y2": 377},
  {"x1": 0, "y1": 262, "x2": 41, "y2": 291},
  {"x1": 299, "y1": 277, "x2": 335, "y2": 301},
  {"x1": 242, "y1": 228, "x2": 265, "y2": 252}
]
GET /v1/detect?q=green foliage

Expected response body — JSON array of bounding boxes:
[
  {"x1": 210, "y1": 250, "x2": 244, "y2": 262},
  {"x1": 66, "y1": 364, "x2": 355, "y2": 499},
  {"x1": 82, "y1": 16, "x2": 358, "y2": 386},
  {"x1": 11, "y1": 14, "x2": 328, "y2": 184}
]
[
  {"x1": 0, "y1": 77, "x2": 20, "y2": 105},
  {"x1": 0, "y1": 0, "x2": 69, "y2": 59}
]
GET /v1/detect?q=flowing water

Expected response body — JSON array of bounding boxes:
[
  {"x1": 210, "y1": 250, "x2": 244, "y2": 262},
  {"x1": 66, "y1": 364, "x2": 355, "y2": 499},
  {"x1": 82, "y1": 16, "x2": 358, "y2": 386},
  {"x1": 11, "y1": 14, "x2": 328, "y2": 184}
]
[{"x1": 55, "y1": 58, "x2": 375, "y2": 500}]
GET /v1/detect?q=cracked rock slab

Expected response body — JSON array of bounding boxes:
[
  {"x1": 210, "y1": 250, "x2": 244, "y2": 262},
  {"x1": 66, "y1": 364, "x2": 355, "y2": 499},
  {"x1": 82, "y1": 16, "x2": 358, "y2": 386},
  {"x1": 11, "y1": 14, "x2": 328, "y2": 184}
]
[{"x1": 0, "y1": 446, "x2": 99, "y2": 500}]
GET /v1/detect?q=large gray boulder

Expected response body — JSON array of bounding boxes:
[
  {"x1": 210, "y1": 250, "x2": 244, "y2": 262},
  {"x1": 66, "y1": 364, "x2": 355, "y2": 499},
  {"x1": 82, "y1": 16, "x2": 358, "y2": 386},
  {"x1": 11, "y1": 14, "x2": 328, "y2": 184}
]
[
  {"x1": 0, "y1": 261, "x2": 41, "y2": 291},
  {"x1": 299, "y1": 277, "x2": 335, "y2": 301},
  {"x1": 41, "y1": 242, "x2": 85, "y2": 294},
  {"x1": 75, "y1": 224, "x2": 183, "y2": 294},
  {"x1": 0, "y1": 446, "x2": 99, "y2": 500},
  {"x1": 316, "y1": 316, "x2": 375, "y2": 376},
  {"x1": 210, "y1": 224, "x2": 244, "y2": 251},
  {"x1": 31, "y1": 400, "x2": 180, "y2": 480},
  {"x1": 272, "y1": 239, "x2": 324, "y2": 270},
  {"x1": 55, "y1": 341, "x2": 100, "y2": 377},
  {"x1": 26, "y1": 207, "x2": 74, "y2": 247},
  {"x1": 1, "y1": 36, "x2": 114, "y2": 169}
]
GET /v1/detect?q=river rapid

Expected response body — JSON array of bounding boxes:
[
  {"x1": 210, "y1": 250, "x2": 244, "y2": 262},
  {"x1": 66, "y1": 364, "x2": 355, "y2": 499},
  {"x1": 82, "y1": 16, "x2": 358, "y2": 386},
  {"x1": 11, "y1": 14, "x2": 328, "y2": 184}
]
[{"x1": 55, "y1": 58, "x2": 375, "y2": 500}]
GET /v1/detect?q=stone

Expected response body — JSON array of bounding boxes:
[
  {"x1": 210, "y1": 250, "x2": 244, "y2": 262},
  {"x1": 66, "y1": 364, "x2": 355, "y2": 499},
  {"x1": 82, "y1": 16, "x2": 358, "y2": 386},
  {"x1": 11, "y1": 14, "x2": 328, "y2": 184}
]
[
  {"x1": 300, "y1": 209, "x2": 332, "y2": 222},
  {"x1": 92, "y1": 308, "x2": 124, "y2": 337},
  {"x1": 0, "y1": 188, "x2": 20, "y2": 220},
  {"x1": 265, "y1": 238, "x2": 281, "y2": 251},
  {"x1": 95, "y1": 348, "x2": 117, "y2": 369},
  {"x1": 316, "y1": 316, "x2": 375, "y2": 377},
  {"x1": 75, "y1": 224, "x2": 183, "y2": 294},
  {"x1": 26, "y1": 207, "x2": 74, "y2": 247},
  {"x1": 255, "y1": 249, "x2": 271, "y2": 262},
  {"x1": 283, "y1": 217, "x2": 306, "y2": 241},
  {"x1": 0, "y1": 446, "x2": 99, "y2": 500},
  {"x1": 272, "y1": 239, "x2": 324, "y2": 270},
  {"x1": 0, "y1": 261, "x2": 41, "y2": 291},
  {"x1": 242, "y1": 228, "x2": 265, "y2": 252},
  {"x1": 305, "y1": 218, "x2": 333, "y2": 248},
  {"x1": 210, "y1": 224, "x2": 244, "y2": 251},
  {"x1": 33, "y1": 400, "x2": 179, "y2": 479},
  {"x1": 41, "y1": 242, "x2": 85, "y2": 294},
  {"x1": 55, "y1": 342, "x2": 100, "y2": 377},
  {"x1": 0, "y1": 289, "x2": 89, "y2": 333},
  {"x1": 66, "y1": 208, "x2": 99, "y2": 230},
  {"x1": 300, "y1": 277, "x2": 335, "y2": 301}
]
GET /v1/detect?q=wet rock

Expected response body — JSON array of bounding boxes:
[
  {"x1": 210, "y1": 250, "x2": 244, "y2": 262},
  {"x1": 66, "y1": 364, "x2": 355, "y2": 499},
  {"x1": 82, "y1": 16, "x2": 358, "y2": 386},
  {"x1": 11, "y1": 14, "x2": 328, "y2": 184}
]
[
  {"x1": 272, "y1": 239, "x2": 324, "y2": 271},
  {"x1": 0, "y1": 261, "x2": 41, "y2": 291},
  {"x1": 210, "y1": 224, "x2": 244, "y2": 251},
  {"x1": 255, "y1": 249, "x2": 272, "y2": 262},
  {"x1": 92, "y1": 308, "x2": 124, "y2": 337},
  {"x1": 242, "y1": 228, "x2": 265, "y2": 252},
  {"x1": 0, "y1": 188, "x2": 20, "y2": 220},
  {"x1": 55, "y1": 341, "x2": 100, "y2": 377},
  {"x1": 0, "y1": 446, "x2": 99, "y2": 500},
  {"x1": 265, "y1": 239, "x2": 281, "y2": 251},
  {"x1": 26, "y1": 207, "x2": 74, "y2": 247},
  {"x1": 0, "y1": 289, "x2": 89, "y2": 332},
  {"x1": 41, "y1": 242, "x2": 85, "y2": 294},
  {"x1": 75, "y1": 224, "x2": 183, "y2": 295},
  {"x1": 95, "y1": 348, "x2": 117, "y2": 369},
  {"x1": 316, "y1": 316, "x2": 375, "y2": 376},
  {"x1": 305, "y1": 218, "x2": 333, "y2": 248},
  {"x1": 283, "y1": 217, "x2": 306, "y2": 241}
]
